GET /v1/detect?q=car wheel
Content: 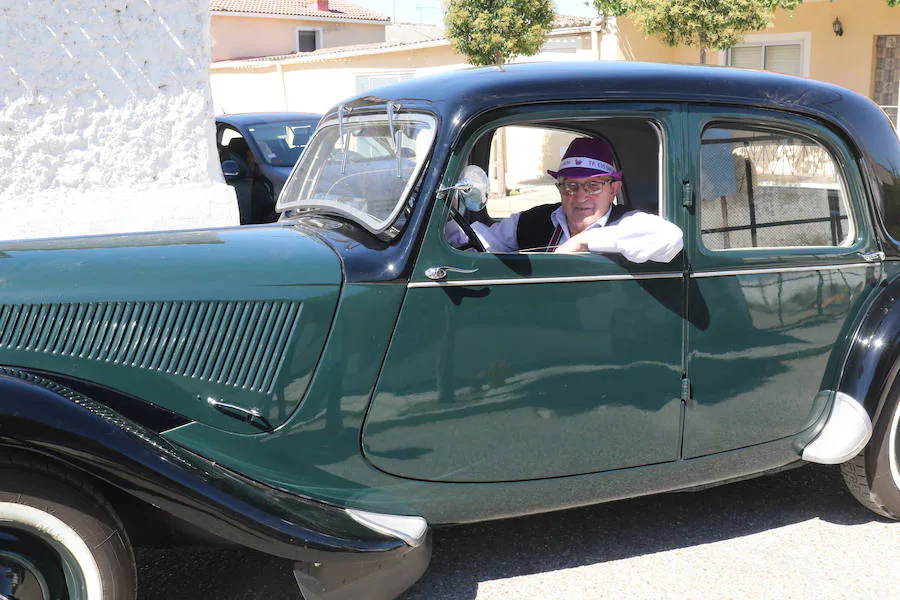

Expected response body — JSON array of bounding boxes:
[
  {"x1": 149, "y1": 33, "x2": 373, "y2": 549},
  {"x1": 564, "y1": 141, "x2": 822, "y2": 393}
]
[
  {"x1": 840, "y1": 388, "x2": 900, "y2": 519},
  {"x1": 0, "y1": 453, "x2": 136, "y2": 599}
]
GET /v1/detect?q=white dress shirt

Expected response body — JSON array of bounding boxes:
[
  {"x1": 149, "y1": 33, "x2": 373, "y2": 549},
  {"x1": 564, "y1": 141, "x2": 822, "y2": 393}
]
[{"x1": 446, "y1": 205, "x2": 683, "y2": 263}]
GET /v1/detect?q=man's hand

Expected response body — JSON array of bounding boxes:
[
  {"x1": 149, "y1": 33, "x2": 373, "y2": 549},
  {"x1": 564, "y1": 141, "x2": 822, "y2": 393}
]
[{"x1": 554, "y1": 232, "x2": 589, "y2": 254}]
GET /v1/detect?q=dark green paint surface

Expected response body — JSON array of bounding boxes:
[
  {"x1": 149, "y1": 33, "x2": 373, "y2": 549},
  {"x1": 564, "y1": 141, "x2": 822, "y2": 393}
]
[
  {"x1": 363, "y1": 272, "x2": 684, "y2": 482},
  {"x1": 0, "y1": 226, "x2": 342, "y2": 432},
  {"x1": 683, "y1": 267, "x2": 876, "y2": 457}
]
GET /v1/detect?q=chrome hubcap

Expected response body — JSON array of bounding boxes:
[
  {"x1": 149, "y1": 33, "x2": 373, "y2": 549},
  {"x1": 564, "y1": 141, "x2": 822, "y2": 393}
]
[{"x1": 0, "y1": 526, "x2": 82, "y2": 600}]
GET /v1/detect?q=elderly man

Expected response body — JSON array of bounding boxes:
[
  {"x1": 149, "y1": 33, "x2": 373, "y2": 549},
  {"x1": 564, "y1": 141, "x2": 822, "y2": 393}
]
[{"x1": 447, "y1": 138, "x2": 683, "y2": 263}]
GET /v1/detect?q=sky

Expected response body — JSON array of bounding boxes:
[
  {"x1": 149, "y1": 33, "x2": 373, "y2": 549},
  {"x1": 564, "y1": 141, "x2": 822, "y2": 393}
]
[{"x1": 349, "y1": 1, "x2": 597, "y2": 25}]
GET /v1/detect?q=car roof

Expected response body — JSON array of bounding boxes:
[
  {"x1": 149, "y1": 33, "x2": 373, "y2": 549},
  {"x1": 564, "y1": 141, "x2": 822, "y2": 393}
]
[
  {"x1": 217, "y1": 112, "x2": 322, "y2": 127},
  {"x1": 328, "y1": 61, "x2": 885, "y2": 132}
]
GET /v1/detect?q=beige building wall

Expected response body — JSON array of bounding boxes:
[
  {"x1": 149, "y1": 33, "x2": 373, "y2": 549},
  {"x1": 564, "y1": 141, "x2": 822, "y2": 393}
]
[
  {"x1": 763, "y1": 0, "x2": 899, "y2": 96},
  {"x1": 614, "y1": 18, "x2": 678, "y2": 63},
  {"x1": 611, "y1": 0, "x2": 899, "y2": 98},
  {"x1": 211, "y1": 15, "x2": 386, "y2": 61}
]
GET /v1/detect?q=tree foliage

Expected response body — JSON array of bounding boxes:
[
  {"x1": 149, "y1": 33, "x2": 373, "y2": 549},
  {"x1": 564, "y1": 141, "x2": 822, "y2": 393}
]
[
  {"x1": 444, "y1": 0, "x2": 555, "y2": 67},
  {"x1": 593, "y1": 0, "x2": 898, "y2": 63},
  {"x1": 615, "y1": 0, "x2": 775, "y2": 62},
  {"x1": 591, "y1": 0, "x2": 628, "y2": 17}
]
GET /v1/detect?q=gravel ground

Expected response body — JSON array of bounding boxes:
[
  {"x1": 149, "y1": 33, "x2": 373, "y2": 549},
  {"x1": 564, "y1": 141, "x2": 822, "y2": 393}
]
[{"x1": 136, "y1": 464, "x2": 900, "y2": 600}]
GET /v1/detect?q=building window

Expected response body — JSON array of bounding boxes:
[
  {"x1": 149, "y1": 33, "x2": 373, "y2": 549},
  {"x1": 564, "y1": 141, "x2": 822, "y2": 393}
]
[
  {"x1": 726, "y1": 34, "x2": 809, "y2": 77},
  {"x1": 354, "y1": 72, "x2": 415, "y2": 93},
  {"x1": 540, "y1": 36, "x2": 581, "y2": 54},
  {"x1": 297, "y1": 28, "x2": 321, "y2": 53}
]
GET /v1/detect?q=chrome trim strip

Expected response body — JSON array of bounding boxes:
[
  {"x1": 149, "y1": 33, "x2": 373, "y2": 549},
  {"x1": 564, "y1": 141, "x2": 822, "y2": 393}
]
[
  {"x1": 346, "y1": 509, "x2": 428, "y2": 548},
  {"x1": 408, "y1": 272, "x2": 682, "y2": 288},
  {"x1": 691, "y1": 262, "x2": 872, "y2": 279}
]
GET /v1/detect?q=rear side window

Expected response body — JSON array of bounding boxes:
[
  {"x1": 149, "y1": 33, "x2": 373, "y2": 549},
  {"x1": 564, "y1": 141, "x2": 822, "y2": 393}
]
[{"x1": 699, "y1": 125, "x2": 855, "y2": 250}]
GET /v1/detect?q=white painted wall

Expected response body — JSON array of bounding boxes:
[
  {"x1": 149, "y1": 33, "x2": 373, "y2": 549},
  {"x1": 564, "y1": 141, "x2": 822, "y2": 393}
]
[
  {"x1": 0, "y1": 0, "x2": 238, "y2": 241},
  {"x1": 210, "y1": 45, "x2": 599, "y2": 117}
]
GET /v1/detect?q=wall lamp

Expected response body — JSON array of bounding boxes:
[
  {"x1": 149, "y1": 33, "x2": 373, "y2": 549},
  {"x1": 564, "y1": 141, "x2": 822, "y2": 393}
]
[{"x1": 833, "y1": 17, "x2": 844, "y2": 37}]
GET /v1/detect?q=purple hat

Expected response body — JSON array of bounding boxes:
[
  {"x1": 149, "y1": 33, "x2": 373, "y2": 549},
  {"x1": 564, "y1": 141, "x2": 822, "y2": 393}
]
[{"x1": 547, "y1": 138, "x2": 622, "y2": 180}]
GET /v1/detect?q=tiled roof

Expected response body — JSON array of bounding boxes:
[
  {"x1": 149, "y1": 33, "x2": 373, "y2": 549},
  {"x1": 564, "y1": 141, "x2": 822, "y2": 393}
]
[
  {"x1": 552, "y1": 14, "x2": 594, "y2": 29},
  {"x1": 211, "y1": 12, "x2": 599, "y2": 66},
  {"x1": 210, "y1": 0, "x2": 390, "y2": 22},
  {"x1": 386, "y1": 22, "x2": 446, "y2": 43},
  {"x1": 228, "y1": 37, "x2": 450, "y2": 64}
]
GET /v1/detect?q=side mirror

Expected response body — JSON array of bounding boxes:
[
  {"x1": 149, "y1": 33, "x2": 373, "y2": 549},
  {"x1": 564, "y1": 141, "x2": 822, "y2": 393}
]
[
  {"x1": 221, "y1": 160, "x2": 243, "y2": 181},
  {"x1": 454, "y1": 165, "x2": 490, "y2": 213}
]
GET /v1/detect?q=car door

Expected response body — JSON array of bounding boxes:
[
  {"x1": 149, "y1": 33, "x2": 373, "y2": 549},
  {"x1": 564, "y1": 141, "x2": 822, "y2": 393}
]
[
  {"x1": 681, "y1": 107, "x2": 882, "y2": 458},
  {"x1": 362, "y1": 106, "x2": 688, "y2": 483}
]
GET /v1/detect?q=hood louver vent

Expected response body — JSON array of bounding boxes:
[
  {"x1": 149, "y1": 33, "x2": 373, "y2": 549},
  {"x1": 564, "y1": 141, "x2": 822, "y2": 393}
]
[{"x1": 0, "y1": 300, "x2": 301, "y2": 394}]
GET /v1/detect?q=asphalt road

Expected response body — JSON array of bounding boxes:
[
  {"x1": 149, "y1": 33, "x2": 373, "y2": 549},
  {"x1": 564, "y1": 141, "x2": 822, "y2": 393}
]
[{"x1": 135, "y1": 464, "x2": 900, "y2": 600}]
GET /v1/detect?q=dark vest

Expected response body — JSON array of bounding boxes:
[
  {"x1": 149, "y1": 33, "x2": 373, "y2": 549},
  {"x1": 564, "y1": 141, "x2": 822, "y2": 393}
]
[{"x1": 516, "y1": 203, "x2": 632, "y2": 251}]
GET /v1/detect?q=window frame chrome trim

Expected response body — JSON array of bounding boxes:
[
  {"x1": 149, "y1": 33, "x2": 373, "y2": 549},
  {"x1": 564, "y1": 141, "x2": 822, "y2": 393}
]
[
  {"x1": 690, "y1": 262, "x2": 874, "y2": 279},
  {"x1": 408, "y1": 271, "x2": 682, "y2": 288}
]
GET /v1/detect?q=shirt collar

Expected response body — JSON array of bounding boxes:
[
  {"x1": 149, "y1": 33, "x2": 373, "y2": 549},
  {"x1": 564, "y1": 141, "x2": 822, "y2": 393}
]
[{"x1": 550, "y1": 205, "x2": 613, "y2": 238}]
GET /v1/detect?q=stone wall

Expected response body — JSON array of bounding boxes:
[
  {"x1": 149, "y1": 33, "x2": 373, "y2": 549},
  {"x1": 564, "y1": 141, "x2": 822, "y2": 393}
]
[{"x1": 0, "y1": 0, "x2": 237, "y2": 241}]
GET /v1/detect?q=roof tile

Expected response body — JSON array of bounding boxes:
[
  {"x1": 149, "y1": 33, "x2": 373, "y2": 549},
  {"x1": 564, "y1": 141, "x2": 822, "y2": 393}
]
[{"x1": 210, "y1": 0, "x2": 390, "y2": 21}]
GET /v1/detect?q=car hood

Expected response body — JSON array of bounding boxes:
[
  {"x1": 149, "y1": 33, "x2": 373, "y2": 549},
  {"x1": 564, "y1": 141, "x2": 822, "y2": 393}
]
[{"x1": 0, "y1": 225, "x2": 343, "y2": 433}]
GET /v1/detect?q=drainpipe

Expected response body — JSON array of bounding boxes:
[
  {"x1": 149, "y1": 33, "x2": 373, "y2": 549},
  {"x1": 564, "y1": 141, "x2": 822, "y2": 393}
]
[
  {"x1": 276, "y1": 63, "x2": 289, "y2": 111},
  {"x1": 591, "y1": 17, "x2": 604, "y2": 61}
]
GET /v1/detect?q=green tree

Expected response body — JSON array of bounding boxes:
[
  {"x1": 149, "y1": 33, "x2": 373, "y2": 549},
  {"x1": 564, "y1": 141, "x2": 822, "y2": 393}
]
[
  {"x1": 444, "y1": 0, "x2": 555, "y2": 67},
  {"x1": 593, "y1": 0, "x2": 896, "y2": 64},
  {"x1": 592, "y1": 0, "x2": 781, "y2": 64}
]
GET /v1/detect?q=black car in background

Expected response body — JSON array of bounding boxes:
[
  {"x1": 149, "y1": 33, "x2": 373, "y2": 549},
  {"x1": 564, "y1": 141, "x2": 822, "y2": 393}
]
[{"x1": 216, "y1": 113, "x2": 321, "y2": 224}]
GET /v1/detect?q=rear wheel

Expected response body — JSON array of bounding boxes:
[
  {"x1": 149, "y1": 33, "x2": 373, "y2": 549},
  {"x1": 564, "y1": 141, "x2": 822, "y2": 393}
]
[
  {"x1": 0, "y1": 454, "x2": 136, "y2": 599},
  {"x1": 840, "y1": 391, "x2": 900, "y2": 519}
]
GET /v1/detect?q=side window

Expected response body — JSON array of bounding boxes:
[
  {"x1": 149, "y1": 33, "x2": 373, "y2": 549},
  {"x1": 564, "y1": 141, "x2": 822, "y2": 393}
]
[
  {"x1": 447, "y1": 118, "x2": 665, "y2": 254},
  {"x1": 699, "y1": 125, "x2": 855, "y2": 250},
  {"x1": 485, "y1": 125, "x2": 578, "y2": 218},
  {"x1": 218, "y1": 127, "x2": 250, "y2": 173}
]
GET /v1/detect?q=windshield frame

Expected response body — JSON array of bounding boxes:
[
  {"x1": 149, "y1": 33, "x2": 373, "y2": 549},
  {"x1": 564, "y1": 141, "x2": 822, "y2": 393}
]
[{"x1": 276, "y1": 111, "x2": 438, "y2": 238}]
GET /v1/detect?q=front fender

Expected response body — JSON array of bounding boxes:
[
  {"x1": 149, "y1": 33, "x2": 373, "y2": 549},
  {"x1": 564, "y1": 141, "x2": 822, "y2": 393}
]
[{"x1": 0, "y1": 367, "x2": 417, "y2": 564}]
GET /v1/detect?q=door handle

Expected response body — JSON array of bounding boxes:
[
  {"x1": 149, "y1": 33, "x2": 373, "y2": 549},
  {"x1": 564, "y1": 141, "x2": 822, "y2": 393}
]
[{"x1": 425, "y1": 266, "x2": 478, "y2": 281}]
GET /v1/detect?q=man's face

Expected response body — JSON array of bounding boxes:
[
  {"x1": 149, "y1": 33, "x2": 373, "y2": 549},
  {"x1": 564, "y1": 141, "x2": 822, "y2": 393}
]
[{"x1": 557, "y1": 176, "x2": 622, "y2": 236}]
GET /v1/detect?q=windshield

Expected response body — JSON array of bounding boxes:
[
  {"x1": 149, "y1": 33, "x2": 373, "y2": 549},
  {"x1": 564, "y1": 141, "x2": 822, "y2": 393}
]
[
  {"x1": 277, "y1": 113, "x2": 437, "y2": 235},
  {"x1": 246, "y1": 119, "x2": 319, "y2": 167}
]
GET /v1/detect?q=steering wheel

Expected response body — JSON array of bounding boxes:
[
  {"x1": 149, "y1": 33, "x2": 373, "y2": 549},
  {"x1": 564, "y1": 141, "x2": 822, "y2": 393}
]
[{"x1": 449, "y1": 207, "x2": 487, "y2": 252}]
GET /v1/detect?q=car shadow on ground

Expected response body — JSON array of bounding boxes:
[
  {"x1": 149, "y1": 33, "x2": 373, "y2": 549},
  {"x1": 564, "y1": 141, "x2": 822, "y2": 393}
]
[
  {"x1": 400, "y1": 464, "x2": 882, "y2": 600},
  {"x1": 135, "y1": 464, "x2": 884, "y2": 600}
]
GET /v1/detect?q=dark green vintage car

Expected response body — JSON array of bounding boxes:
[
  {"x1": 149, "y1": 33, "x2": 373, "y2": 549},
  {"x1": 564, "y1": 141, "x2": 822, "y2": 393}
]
[{"x1": 2, "y1": 62, "x2": 900, "y2": 600}]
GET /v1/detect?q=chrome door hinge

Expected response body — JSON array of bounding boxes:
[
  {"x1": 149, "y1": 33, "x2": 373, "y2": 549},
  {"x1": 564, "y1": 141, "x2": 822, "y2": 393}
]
[
  {"x1": 681, "y1": 377, "x2": 693, "y2": 407},
  {"x1": 681, "y1": 181, "x2": 694, "y2": 210},
  {"x1": 860, "y1": 251, "x2": 885, "y2": 263}
]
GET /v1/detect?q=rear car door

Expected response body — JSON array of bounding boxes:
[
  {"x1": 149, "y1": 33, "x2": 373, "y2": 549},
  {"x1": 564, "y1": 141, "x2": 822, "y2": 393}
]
[{"x1": 682, "y1": 107, "x2": 882, "y2": 458}]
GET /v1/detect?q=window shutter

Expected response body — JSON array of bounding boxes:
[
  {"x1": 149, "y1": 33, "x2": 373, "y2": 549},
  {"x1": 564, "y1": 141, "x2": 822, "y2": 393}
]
[
  {"x1": 764, "y1": 44, "x2": 803, "y2": 76},
  {"x1": 729, "y1": 46, "x2": 762, "y2": 70}
]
